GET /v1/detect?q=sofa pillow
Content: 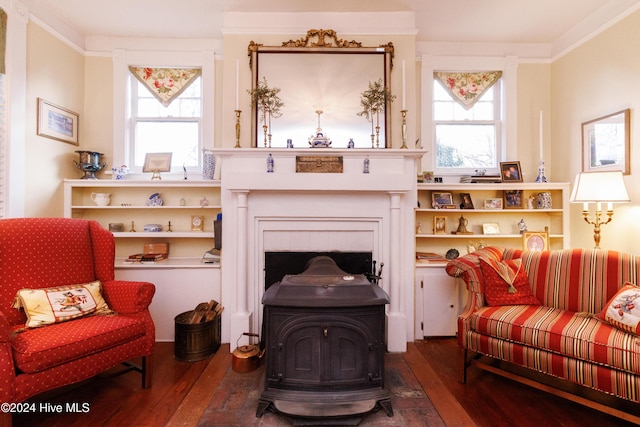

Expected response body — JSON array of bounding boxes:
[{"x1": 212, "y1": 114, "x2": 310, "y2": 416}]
[
  {"x1": 12, "y1": 281, "x2": 112, "y2": 328},
  {"x1": 479, "y1": 257, "x2": 541, "y2": 306},
  {"x1": 599, "y1": 282, "x2": 640, "y2": 335}
]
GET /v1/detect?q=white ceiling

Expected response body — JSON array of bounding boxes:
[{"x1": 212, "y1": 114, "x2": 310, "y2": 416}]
[{"x1": 24, "y1": 0, "x2": 640, "y2": 55}]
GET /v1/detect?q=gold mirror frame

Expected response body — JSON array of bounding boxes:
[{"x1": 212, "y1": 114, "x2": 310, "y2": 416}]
[{"x1": 248, "y1": 29, "x2": 394, "y2": 148}]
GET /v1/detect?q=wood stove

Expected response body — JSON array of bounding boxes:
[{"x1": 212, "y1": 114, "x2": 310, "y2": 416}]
[{"x1": 256, "y1": 256, "x2": 392, "y2": 423}]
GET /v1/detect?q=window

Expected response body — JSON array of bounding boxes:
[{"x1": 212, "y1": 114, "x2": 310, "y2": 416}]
[
  {"x1": 129, "y1": 75, "x2": 202, "y2": 171},
  {"x1": 433, "y1": 76, "x2": 502, "y2": 173}
]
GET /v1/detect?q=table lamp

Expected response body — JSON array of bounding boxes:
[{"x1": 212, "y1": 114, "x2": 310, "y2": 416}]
[{"x1": 570, "y1": 171, "x2": 629, "y2": 248}]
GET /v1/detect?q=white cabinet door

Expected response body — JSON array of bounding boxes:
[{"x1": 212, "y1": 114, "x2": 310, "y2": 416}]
[{"x1": 417, "y1": 266, "x2": 466, "y2": 337}]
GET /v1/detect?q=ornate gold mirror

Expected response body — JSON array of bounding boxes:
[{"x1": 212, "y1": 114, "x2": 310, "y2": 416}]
[{"x1": 248, "y1": 29, "x2": 394, "y2": 148}]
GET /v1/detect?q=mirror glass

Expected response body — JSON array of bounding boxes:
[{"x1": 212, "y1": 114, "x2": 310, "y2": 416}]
[
  {"x1": 250, "y1": 32, "x2": 393, "y2": 149},
  {"x1": 582, "y1": 109, "x2": 630, "y2": 174}
]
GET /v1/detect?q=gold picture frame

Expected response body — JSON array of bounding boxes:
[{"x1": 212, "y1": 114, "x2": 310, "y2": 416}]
[
  {"x1": 143, "y1": 152, "x2": 172, "y2": 179},
  {"x1": 500, "y1": 161, "x2": 523, "y2": 182},
  {"x1": 482, "y1": 222, "x2": 500, "y2": 235},
  {"x1": 522, "y1": 228, "x2": 549, "y2": 251},
  {"x1": 433, "y1": 216, "x2": 447, "y2": 234},
  {"x1": 37, "y1": 98, "x2": 79, "y2": 145}
]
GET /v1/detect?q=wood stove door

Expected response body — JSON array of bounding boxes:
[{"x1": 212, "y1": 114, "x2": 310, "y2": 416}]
[{"x1": 275, "y1": 311, "x2": 383, "y2": 389}]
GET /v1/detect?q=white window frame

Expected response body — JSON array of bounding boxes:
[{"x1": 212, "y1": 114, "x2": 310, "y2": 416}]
[
  {"x1": 128, "y1": 74, "x2": 203, "y2": 173},
  {"x1": 112, "y1": 49, "x2": 215, "y2": 177},
  {"x1": 421, "y1": 55, "x2": 518, "y2": 177}
]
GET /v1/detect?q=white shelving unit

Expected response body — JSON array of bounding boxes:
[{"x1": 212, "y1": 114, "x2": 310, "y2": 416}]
[{"x1": 63, "y1": 179, "x2": 222, "y2": 341}]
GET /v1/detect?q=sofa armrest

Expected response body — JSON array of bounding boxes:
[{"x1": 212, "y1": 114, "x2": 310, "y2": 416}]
[{"x1": 101, "y1": 280, "x2": 155, "y2": 314}]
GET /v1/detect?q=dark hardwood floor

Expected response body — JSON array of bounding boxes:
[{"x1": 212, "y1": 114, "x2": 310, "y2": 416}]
[{"x1": 14, "y1": 339, "x2": 637, "y2": 426}]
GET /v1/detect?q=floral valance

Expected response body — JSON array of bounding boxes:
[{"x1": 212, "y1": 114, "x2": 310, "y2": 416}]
[
  {"x1": 129, "y1": 67, "x2": 201, "y2": 107},
  {"x1": 434, "y1": 71, "x2": 502, "y2": 110}
]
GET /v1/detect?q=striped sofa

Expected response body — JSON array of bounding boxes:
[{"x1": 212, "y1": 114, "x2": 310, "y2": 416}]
[{"x1": 446, "y1": 246, "x2": 640, "y2": 408}]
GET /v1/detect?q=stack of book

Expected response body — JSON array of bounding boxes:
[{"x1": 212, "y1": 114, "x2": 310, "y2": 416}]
[
  {"x1": 202, "y1": 248, "x2": 221, "y2": 264},
  {"x1": 460, "y1": 175, "x2": 502, "y2": 183},
  {"x1": 125, "y1": 253, "x2": 166, "y2": 263},
  {"x1": 416, "y1": 252, "x2": 449, "y2": 264}
]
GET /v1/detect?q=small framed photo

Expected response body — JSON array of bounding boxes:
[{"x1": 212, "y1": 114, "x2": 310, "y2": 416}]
[
  {"x1": 433, "y1": 216, "x2": 447, "y2": 234},
  {"x1": 37, "y1": 98, "x2": 79, "y2": 145},
  {"x1": 143, "y1": 153, "x2": 173, "y2": 172},
  {"x1": 523, "y1": 229, "x2": 549, "y2": 251},
  {"x1": 432, "y1": 192, "x2": 454, "y2": 208},
  {"x1": 484, "y1": 198, "x2": 503, "y2": 210},
  {"x1": 504, "y1": 190, "x2": 523, "y2": 209},
  {"x1": 482, "y1": 223, "x2": 500, "y2": 235},
  {"x1": 500, "y1": 161, "x2": 523, "y2": 182},
  {"x1": 460, "y1": 193, "x2": 474, "y2": 209}
]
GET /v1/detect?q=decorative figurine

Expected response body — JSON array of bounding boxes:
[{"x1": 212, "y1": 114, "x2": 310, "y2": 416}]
[
  {"x1": 347, "y1": 138, "x2": 355, "y2": 149},
  {"x1": 518, "y1": 218, "x2": 527, "y2": 234},
  {"x1": 200, "y1": 196, "x2": 209, "y2": 207},
  {"x1": 453, "y1": 215, "x2": 473, "y2": 234},
  {"x1": 363, "y1": 156, "x2": 370, "y2": 174},
  {"x1": 267, "y1": 153, "x2": 274, "y2": 173},
  {"x1": 287, "y1": 139, "x2": 294, "y2": 148}
]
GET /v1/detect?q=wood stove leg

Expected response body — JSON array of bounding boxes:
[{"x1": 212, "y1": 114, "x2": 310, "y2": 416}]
[
  {"x1": 378, "y1": 398, "x2": 393, "y2": 417},
  {"x1": 256, "y1": 399, "x2": 272, "y2": 418}
]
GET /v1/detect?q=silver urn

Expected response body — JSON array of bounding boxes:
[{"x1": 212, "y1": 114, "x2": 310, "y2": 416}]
[{"x1": 74, "y1": 150, "x2": 106, "y2": 179}]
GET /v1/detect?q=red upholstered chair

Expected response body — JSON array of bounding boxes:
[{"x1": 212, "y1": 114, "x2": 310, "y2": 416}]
[{"x1": 0, "y1": 218, "x2": 155, "y2": 425}]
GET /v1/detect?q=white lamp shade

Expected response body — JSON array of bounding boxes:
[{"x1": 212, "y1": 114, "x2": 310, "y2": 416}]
[{"x1": 570, "y1": 171, "x2": 630, "y2": 203}]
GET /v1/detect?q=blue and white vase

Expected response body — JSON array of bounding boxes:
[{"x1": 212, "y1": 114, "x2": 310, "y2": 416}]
[{"x1": 202, "y1": 150, "x2": 215, "y2": 180}]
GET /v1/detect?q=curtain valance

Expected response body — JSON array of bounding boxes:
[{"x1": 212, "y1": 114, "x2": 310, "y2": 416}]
[
  {"x1": 434, "y1": 71, "x2": 502, "y2": 110},
  {"x1": 129, "y1": 67, "x2": 201, "y2": 107}
]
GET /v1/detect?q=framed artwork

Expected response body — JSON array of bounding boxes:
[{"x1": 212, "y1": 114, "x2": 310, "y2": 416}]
[
  {"x1": 582, "y1": 109, "x2": 630, "y2": 174},
  {"x1": 143, "y1": 153, "x2": 173, "y2": 172},
  {"x1": 523, "y1": 229, "x2": 549, "y2": 251},
  {"x1": 504, "y1": 190, "x2": 523, "y2": 209},
  {"x1": 432, "y1": 192, "x2": 454, "y2": 208},
  {"x1": 500, "y1": 161, "x2": 522, "y2": 182},
  {"x1": 482, "y1": 223, "x2": 500, "y2": 235},
  {"x1": 433, "y1": 216, "x2": 447, "y2": 234},
  {"x1": 460, "y1": 193, "x2": 474, "y2": 209},
  {"x1": 37, "y1": 98, "x2": 79, "y2": 145},
  {"x1": 484, "y1": 198, "x2": 503, "y2": 210}
]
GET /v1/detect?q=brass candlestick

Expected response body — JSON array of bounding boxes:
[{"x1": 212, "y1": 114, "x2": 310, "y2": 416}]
[
  {"x1": 400, "y1": 109, "x2": 408, "y2": 149},
  {"x1": 234, "y1": 110, "x2": 242, "y2": 148},
  {"x1": 262, "y1": 124, "x2": 268, "y2": 148},
  {"x1": 581, "y1": 204, "x2": 614, "y2": 249}
]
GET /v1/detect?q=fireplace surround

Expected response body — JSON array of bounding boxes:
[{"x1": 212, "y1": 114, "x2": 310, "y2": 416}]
[{"x1": 216, "y1": 148, "x2": 424, "y2": 353}]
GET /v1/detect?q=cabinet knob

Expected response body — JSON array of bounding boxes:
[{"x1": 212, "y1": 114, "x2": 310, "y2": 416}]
[{"x1": 450, "y1": 304, "x2": 454, "y2": 308}]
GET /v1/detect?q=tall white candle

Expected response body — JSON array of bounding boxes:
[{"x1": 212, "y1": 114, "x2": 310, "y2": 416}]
[
  {"x1": 539, "y1": 110, "x2": 543, "y2": 159},
  {"x1": 235, "y1": 59, "x2": 240, "y2": 110},
  {"x1": 402, "y1": 60, "x2": 406, "y2": 110}
]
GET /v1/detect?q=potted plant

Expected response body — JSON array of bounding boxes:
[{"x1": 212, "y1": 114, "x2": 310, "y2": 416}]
[
  {"x1": 357, "y1": 78, "x2": 395, "y2": 148},
  {"x1": 249, "y1": 77, "x2": 284, "y2": 147}
]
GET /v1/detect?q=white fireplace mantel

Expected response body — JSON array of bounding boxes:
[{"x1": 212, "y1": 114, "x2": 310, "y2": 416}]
[{"x1": 215, "y1": 148, "x2": 425, "y2": 353}]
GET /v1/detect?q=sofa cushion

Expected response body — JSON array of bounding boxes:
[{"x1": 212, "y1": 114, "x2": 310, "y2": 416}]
[
  {"x1": 12, "y1": 314, "x2": 146, "y2": 374},
  {"x1": 471, "y1": 305, "x2": 640, "y2": 375},
  {"x1": 479, "y1": 258, "x2": 541, "y2": 306},
  {"x1": 599, "y1": 282, "x2": 640, "y2": 335},
  {"x1": 13, "y1": 281, "x2": 112, "y2": 328}
]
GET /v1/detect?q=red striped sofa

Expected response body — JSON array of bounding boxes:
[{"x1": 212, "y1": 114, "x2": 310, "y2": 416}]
[
  {"x1": 446, "y1": 246, "x2": 640, "y2": 414},
  {"x1": 0, "y1": 218, "x2": 155, "y2": 426}
]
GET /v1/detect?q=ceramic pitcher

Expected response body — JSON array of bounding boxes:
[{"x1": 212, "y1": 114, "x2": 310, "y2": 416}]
[{"x1": 91, "y1": 192, "x2": 111, "y2": 206}]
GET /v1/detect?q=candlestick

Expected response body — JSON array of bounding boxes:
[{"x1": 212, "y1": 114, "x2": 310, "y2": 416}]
[
  {"x1": 235, "y1": 59, "x2": 240, "y2": 110},
  {"x1": 400, "y1": 110, "x2": 408, "y2": 149},
  {"x1": 234, "y1": 110, "x2": 242, "y2": 148},
  {"x1": 402, "y1": 60, "x2": 406, "y2": 110}
]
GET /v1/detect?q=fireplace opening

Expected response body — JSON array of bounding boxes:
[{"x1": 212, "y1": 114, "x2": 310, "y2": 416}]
[{"x1": 264, "y1": 251, "x2": 373, "y2": 290}]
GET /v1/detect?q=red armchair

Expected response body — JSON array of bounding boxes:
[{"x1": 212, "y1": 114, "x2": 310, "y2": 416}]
[{"x1": 0, "y1": 218, "x2": 155, "y2": 424}]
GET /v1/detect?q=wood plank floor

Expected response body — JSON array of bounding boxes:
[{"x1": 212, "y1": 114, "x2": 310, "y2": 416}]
[{"x1": 14, "y1": 339, "x2": 639, "y2": 426}]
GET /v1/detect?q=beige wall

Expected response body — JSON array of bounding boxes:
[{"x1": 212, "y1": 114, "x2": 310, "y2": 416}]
[
  {"x1": 26, "y1": 24, "x2": 84, "y2": 217},
  {"x1": 551, "y1": 9, "x2": 640, "y2": 252}
]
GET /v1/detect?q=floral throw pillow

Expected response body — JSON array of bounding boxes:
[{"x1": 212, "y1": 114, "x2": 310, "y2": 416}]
[
  {"x1": 479, "y1": 257, "x2": 541, "y2": 306},
  {"x1": 599, "y1": 282, "x2": 640, "y2": 335},
  {"x1": 12, "y1": 281, "x2": 112, "y2": 328}
]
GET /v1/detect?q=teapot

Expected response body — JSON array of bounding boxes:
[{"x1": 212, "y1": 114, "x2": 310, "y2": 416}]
[{"x1": 91, "y1": 192, "x2": 111, "y2": 206}]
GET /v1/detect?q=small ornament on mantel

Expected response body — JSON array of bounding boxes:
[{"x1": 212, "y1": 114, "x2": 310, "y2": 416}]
[{"x1": 267, "y1": 153, "x2": 274, "y2": 173}]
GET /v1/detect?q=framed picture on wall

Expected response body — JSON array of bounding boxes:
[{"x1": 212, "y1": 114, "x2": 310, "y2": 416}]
[{"x1": 37, "y1": 98, "x2": 79, "y2": 145}]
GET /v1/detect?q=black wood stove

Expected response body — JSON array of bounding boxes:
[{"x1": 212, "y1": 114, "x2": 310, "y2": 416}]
[{"x1": 256, "y1": 256, "x2": 392, "y2": 424}]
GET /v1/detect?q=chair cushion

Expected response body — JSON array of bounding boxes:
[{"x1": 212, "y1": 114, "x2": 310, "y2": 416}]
[
  {"x1": 12, "y1": 314, "x2": 146, "y2": 374},
  {"x1": 13, "y1": 281, "x2": 112, "y2": 328},
  {"x1": 471, "y1": 304, "x2": 640, "y2": 375}
]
